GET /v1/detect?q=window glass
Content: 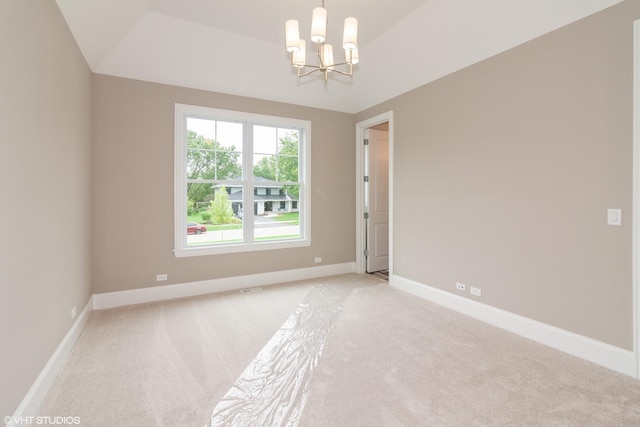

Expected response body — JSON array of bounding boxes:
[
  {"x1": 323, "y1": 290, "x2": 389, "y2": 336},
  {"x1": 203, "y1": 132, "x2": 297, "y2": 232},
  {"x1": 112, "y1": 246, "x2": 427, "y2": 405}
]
[{"x1": 175, "y1": 105, "x2": 310, "y2": 256}]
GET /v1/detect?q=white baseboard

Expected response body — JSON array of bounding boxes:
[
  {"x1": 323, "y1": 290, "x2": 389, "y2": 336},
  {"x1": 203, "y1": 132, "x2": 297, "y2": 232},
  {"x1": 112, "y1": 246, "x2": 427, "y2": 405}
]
[
  {"x1": 93, "y1": 262, "x2": 356, "y2": 310},
  {"x1": 391, "y1": 274, "x2": 638, "y2": 378},
  {"x1": 8, "y1": 297, "x2": 93, "y2": 427}
]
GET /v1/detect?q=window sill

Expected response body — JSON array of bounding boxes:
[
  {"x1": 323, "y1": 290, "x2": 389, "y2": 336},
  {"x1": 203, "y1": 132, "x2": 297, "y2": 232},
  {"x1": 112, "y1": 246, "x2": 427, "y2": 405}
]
[{"x1": 174, "y1": 239, "x2": 312, "y2": 258}]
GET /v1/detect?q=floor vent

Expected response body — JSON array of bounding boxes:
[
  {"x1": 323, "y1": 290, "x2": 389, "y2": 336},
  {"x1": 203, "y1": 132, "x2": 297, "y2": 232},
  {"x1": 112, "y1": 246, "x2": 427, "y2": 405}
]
[{"x1": 239, "y1": 287, "x2": 263, "y2": 294}]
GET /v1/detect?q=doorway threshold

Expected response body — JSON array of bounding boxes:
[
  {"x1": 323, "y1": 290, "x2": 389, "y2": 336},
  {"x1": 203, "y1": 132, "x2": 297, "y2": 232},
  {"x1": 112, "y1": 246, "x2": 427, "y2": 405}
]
[{"x1": 368, "y1": 269, "x2": 389, "y2": 281}]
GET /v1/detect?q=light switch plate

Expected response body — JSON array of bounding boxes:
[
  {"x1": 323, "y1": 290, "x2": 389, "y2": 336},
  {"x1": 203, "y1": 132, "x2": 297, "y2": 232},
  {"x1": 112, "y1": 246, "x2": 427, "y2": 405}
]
[{"x1": 607, "y1": 209, "x2": 622, "y2": 226}]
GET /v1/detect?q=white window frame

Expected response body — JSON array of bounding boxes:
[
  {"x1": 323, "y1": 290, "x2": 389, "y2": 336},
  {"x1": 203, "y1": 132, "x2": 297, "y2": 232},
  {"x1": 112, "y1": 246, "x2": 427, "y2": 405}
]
[{"x1": 174, "y1": 104, "x2": 311, "y2": 257}]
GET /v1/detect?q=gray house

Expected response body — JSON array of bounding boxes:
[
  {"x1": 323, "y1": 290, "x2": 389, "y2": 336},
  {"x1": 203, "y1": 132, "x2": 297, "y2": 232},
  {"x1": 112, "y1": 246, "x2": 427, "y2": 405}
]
[{"x1": 216, "y1": 176, "x2": 298, "y2": 216}]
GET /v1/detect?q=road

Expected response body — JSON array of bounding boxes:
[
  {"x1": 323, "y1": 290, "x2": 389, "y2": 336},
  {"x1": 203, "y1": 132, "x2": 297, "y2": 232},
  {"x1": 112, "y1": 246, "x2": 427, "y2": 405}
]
[{"x1": 187, "y1": 222, "x2": 300, "y2": 245}]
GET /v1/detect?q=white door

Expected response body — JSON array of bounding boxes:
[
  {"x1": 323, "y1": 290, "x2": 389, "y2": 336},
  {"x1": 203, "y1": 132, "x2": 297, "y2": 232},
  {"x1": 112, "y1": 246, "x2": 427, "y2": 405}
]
[{"x1": 366, "y1": 129, "x2": 389, "y2": 273}]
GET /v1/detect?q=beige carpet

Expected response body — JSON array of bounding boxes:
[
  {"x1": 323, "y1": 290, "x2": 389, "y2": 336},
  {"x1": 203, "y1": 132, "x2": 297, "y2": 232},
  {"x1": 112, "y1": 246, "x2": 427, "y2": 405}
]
[{"x1": 37, "y1": 274, "x2": 640, "y2": 426}]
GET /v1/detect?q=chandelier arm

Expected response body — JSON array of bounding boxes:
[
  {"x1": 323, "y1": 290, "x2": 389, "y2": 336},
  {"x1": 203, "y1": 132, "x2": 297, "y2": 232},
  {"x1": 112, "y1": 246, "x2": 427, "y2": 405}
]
[
  {"x1": 297, "y1": 64, "x2": 322, "y2": 70},
  {"x1": 328, "y1": 68, "x2": 353, "y2": 77},
  {"x1": 316, "y1": 42, "x2": 326, "y2": 69},
  {"x1": 328, "y1": 61, "x2": 352, "y2": 67},
  {"x1": 297, "y1": 67, "x2": 323, "y2": 78}
]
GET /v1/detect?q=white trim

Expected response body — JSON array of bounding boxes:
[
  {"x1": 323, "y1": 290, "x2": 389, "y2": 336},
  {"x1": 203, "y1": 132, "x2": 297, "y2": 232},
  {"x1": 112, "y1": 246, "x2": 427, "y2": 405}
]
[
  {"x1": 174, "y1": 239, "x2": 311, "y2": 257},
  {"x1": 93, "y1": 262, "x2": 356, "y2": 310},
  {"x1": 355, "y1": 111, "x2": 394, "y2": 275},
  {"x1": 8, "y1": 298, "x2": 93, "y2": 426},
  {"x1": 633, "y1": 19, "x2": 640, "y2": 380},
  {"x1": 391, "y1": 275, "x2": 637, "y2": 377}
]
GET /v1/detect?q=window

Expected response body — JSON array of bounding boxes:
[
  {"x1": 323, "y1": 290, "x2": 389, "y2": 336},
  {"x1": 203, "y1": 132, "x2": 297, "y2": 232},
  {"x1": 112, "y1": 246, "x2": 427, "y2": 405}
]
[{"x1": 174, "y1": 104, "x2": 311, "y2": 257}]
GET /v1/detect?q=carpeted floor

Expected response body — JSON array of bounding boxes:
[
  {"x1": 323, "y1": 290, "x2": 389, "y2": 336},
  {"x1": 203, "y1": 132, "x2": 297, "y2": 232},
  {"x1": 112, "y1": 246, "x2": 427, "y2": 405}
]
[{"x1": 37, "y1": 274, "x2": 640, "y2": 426}]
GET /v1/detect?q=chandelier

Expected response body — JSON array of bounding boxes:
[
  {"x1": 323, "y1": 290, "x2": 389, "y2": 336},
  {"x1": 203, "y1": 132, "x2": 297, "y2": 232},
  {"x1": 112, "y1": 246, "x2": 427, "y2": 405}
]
[{"x1": 284, "y1": 0, "x2": 359, "y2": 82}]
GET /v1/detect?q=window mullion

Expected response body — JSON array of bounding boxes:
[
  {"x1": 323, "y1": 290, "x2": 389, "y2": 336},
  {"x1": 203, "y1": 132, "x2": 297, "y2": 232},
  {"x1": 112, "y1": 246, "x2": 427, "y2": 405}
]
[
  {"x1": 243, "y1": 121, "x2": 254, "y2": 243},
  {"x1": 176, "y1": 111, "x2": 188, "y2": 252}
]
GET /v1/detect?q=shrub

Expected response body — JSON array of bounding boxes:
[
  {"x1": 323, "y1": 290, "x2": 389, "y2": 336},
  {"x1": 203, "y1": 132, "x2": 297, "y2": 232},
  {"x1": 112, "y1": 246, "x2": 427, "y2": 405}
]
[{"x1": 210, "y1": 186, "x2": 236, "y2": 224}]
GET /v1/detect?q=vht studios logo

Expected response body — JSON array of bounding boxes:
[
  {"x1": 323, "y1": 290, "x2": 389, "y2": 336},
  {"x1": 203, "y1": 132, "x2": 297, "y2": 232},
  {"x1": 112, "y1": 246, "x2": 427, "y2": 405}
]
[{"x1": 4, "y1": 416, "x2": 81, "y2": 425}]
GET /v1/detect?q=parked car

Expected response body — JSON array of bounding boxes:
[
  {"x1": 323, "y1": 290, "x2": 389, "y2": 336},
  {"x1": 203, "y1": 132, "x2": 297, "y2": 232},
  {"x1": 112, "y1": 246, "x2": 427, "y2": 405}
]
[{"x1": 187, "y1": 222, "x2": 207, "y2": 234}]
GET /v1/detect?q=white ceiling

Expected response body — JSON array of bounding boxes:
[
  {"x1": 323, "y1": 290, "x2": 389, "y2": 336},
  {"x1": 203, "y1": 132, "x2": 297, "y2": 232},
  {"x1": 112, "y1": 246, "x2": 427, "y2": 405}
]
[{"x1": 55, "y1": 0, "x2": 622, "y2": 113}]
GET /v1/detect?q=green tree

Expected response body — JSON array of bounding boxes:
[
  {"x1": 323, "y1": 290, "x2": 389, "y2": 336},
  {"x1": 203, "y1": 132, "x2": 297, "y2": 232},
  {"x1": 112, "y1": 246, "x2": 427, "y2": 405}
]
[
  {"x1": 253, "y1": 156, "x2": 276, "y2": 181},
  {"x1": 276, "y1": 133, "x2": 299, "y2": 182},
  {"x1": 278, "y1": 133, "x2": 299, "y2": 198},
  {"x1": 252, "y1": 131, "x2": 299, "y2": 198},
  {"x1": 187, "y1": 130, "x2": 242, "y2": 206},
  {"x1": 209, "y1": 186, "x2": 236, "y2": 225}
]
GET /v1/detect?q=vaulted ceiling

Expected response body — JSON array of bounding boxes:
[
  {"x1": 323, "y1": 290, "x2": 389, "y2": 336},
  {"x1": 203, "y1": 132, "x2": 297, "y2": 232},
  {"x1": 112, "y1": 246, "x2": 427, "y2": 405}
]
[{"x1": 55, "y1": 0, "x2": 622, "y2": 113}]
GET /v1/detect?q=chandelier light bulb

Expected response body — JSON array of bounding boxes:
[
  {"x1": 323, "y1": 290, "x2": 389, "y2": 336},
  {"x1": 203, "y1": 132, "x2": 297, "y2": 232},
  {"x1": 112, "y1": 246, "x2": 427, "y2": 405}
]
[
  {"x1": 310, "y1": 7, "x2": 327, "y2": 43},
  {"x1": 285, "y1": 19, "x2": 301, "y2": 52},
  {"x1": 293, "y1": 39, "x2": 306, "y2": 67},
  {"x1": 346, "y1": 47, "x2": 359, "y2": 65},
  {"x1": 322, "y1": 44, "x2": 334, "y2": 69},
  {"x1": 342, "y1": 17, "x2": 358, "y2": 51}
]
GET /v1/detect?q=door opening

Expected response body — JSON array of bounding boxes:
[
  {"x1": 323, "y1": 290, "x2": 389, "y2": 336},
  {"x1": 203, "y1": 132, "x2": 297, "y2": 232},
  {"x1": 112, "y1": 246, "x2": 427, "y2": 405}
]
[
  {"x1": 633, "y1": 19, "x2": 640, "y2": 379},
  {"x1": 365, "y1": 124, "x2": 389, "y2": 275},
  {"x1": 355, "y1": 111, "x2": 393, "y2": 279}
]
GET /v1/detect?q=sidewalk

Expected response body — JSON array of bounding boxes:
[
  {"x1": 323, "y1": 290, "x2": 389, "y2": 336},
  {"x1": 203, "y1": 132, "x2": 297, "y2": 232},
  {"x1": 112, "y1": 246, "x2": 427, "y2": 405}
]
[{"x1": 188, "y1": 224, "x2": 300, "y2": 245}]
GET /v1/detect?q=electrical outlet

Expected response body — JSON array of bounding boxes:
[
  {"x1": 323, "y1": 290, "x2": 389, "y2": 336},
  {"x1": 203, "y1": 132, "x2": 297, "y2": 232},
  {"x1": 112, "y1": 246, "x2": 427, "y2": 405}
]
[
  {"x1": 71, "y1": 306, "x2": 77, "y2": 320},
  {"x1": 314, "y1": 257, "x2": 322, "y2": 263},
  {"x1": 470, "y1": 287, "x2": 482, "y2": 297},
  {"x1": 156, "y1": 274, "x2": 168, "y2": 282},
  {"x1": 456, "y1": 283, "x2": 466, "y2": 291}
]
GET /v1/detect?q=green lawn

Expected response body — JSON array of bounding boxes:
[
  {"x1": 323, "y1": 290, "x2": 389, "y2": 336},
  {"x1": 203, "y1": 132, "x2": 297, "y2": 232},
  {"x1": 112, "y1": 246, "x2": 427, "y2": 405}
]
[
  {"x1": 272, "y1": 212, "x2": 299, "y2": 224},
  {"x1": 187, "y1": 213, "x2": 242, "y2": 231}
]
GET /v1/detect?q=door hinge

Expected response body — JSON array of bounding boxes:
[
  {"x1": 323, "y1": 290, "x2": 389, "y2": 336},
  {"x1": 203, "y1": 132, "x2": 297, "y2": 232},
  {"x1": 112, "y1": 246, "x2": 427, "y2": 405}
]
[
  {"x1": 364, "y1": 138, "x2": 369, "y2": 146},
  {"x1": 364, "y1": 249, "x2": 370, "y2": 256},
  {"x1": 364, "y1": 176, "x2": 369, "y2": 182},
  {"x1": 364, "y1": 212, "x2": 369, "y2": 219}
]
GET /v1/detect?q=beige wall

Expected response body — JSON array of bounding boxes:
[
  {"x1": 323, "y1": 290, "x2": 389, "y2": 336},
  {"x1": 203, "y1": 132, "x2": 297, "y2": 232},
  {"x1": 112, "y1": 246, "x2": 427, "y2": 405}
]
[
  {"x1": 91, "y1": 76, "x2": 355, "y2": 294},
  {"x1": 0, "y1": 0, "x2": 92, "y2": 418},
  {"x1": 357, "y1": 1, "x2": 637, "y2": 349}
]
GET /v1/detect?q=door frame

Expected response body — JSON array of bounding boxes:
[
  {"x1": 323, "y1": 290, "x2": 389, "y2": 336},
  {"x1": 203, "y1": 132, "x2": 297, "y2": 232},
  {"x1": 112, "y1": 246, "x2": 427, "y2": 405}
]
[
  {"x1": 633, "y1": 19, "x2": 640, "y2": 379},
  {"x1": 355, "y1": 111, "x2": 394, "y2": 277}
]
